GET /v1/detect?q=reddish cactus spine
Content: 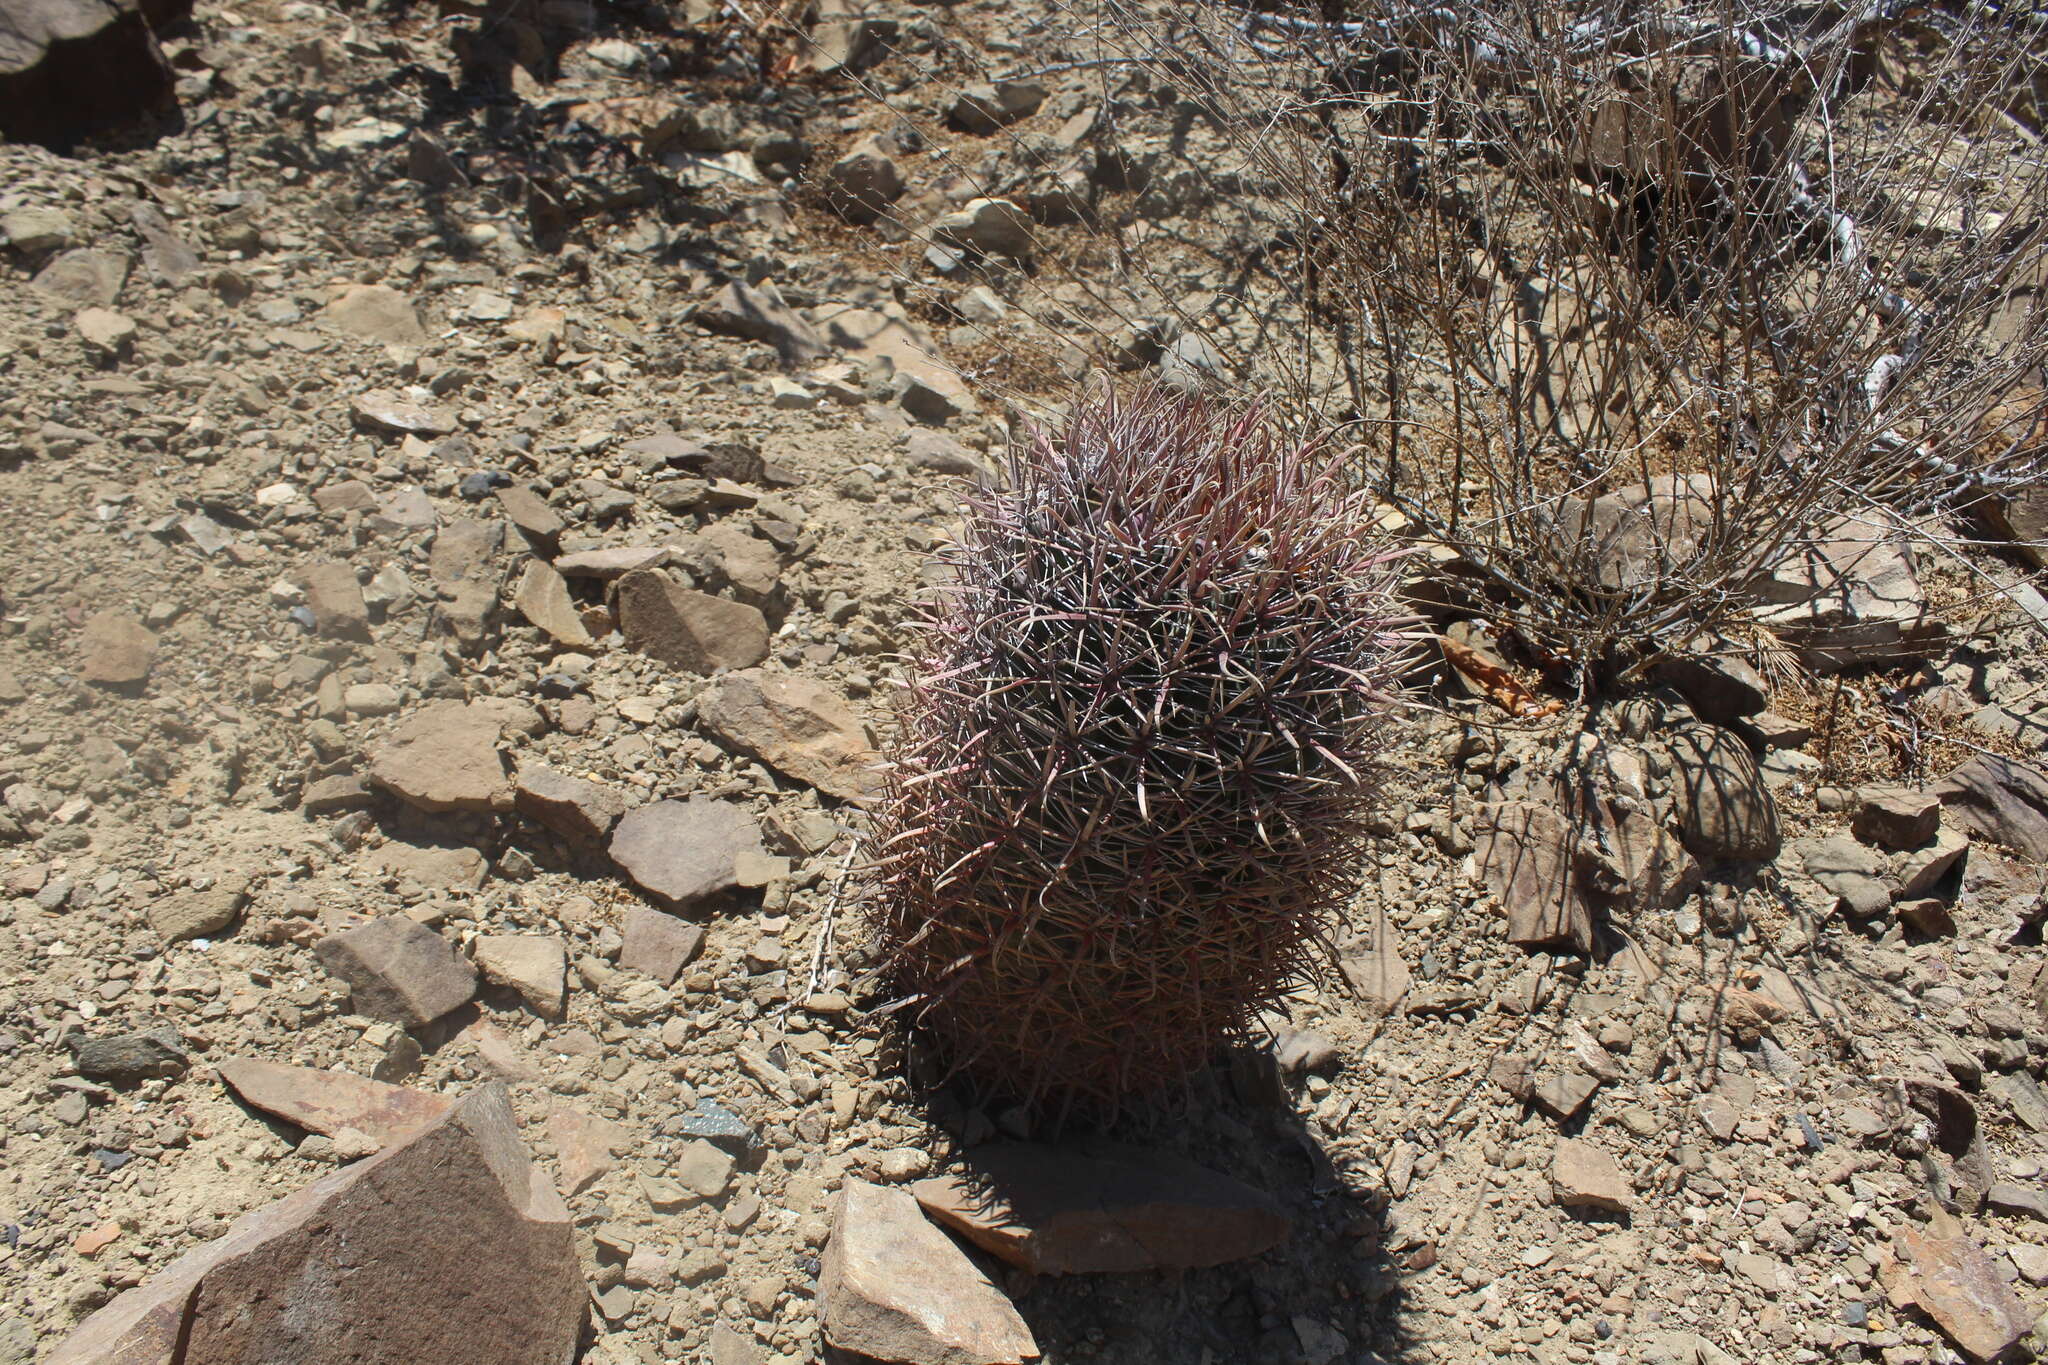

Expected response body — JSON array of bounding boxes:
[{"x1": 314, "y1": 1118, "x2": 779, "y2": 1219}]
[{"x1": 864, "y1": 384, "x2": 1403, "y2": 1116}]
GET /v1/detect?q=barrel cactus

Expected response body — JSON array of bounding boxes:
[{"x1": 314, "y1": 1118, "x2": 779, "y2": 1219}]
[{"x1": 863, "y1": 384, "x2": 1403, "y2": 1117}]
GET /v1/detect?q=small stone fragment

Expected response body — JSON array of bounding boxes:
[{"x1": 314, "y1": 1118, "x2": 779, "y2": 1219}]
[
  {"x1": 367, "y1": 702, "x2": 511, "y2": 814},
  {"x1": 70, "y1": 1027, "x2": 190, "y2": 1085},
  {"x1": 615, "y1": 570, "x2": 770, "y2": 674},
  {"x1": 618, "y1": 906, "x2": 704, "y2": 985},
  {"x1": 609, "y1": 798, "x2": 767, "y2": 909},
  {"x1": 216, "y1": 1058, "x2": 453, "y2": 1148},
  {"x1": 513, "y1": 764, "x2": 626, "y2": 843},
  {"x1": 697, "y1": 669, "x2": 879, "y2": 803},
  {"x1": 1852, "y1": 784, "x2": 1942, "y2": 850},
  {"x1": 78, "y1": 610, "x2": 156, "y2": 686}
]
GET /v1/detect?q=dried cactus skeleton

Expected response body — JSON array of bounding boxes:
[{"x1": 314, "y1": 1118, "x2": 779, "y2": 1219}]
[{"x1": 861, "y1": 385, "x2": 1405, "y2": 1117}]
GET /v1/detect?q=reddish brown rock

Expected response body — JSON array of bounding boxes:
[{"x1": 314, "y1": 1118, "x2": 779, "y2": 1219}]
[
  {"x1": 44, "y1": 1086, "x2": 584, "y2": 1365},
  {"x1": 1936, "y1": 754, "x2": 2048, "y2": 861},
  {"x1": 368, "y1": 701, "x2": 511, "y2": 814},
  {"x1": 821, "y1": 1178, "x2": 1038, "y2": 1365},
  {"x1": 1887, "y1": 1224, "x2": 2032, "y2": 1362},
  {"x1": 697, "y1": 669, "x2": 879, "y2": 803},
  {"x1": 296, "y1": 559, "x2": 372, "y2": 642},
  {"x1": 314, "y1": 916, "x2": 477, "y2": 1027},
  {"x1": 615, "y1": 569, "x2": 769, "y2": 674},
  {"x1": 512, "y1": 559, "x2": 593, "y2": 649},
  {"x1": 216, "y1": 1058, "x2": 453, "y2": 1148},
  {"x1": 1852, "y1": 784, "x2": 1942, "y2": 850},
  {"x1": 911, "y1": 1139, "x2": 1288, "y2": 1275},
  {"x1": 608, "y1": 798, "x2": 766, "y2": 909}
]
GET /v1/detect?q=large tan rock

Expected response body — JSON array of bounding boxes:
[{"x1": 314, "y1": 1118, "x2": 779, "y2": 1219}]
[
  {"x1": 368, "y1": 701, "x2": 512, "y2": 813},
  {"x1": 821, "y1": 1178, "x2": 1038, "y2": 1365},
  {"x1": 608, "y1": 798, "x2": 766, "y2": 909},
  {"x1": 698, "y1": 669, "x2": 879, "y2": 803},
  {"x1": 322, "y1": 283, "x2": 429, "y2": 347},
  {"x1": 912, "y1": 1140, "x2": 1288, "y2": 1275},
  {"x1": 1551, "y1": 1137, "x2": 1631, "y2": 1212},
  {"x1": 45, "y1": 1086, "x2": 585, "y2": 1365}
]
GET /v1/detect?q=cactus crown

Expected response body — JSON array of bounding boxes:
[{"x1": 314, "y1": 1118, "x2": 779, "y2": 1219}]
[{"x1": 864, "y1": 384, "x2": 1403, "y2": 1117}]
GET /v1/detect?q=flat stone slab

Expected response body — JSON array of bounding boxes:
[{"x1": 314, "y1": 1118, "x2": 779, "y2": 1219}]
[
  {"x1": 608, "y1": 798, "x2": 766, "y2": 909},
  {"x1": 217, "y1": 1058, "x2": 454, "y2": 1148},
  {"x1": 368, "y1": 702, "x2": 511, "y2": 814},
  {"x1": 912, "y1": 1139, "x2": 1289, "y2": 1275},
  {"x1": 45, "y1": 1086, "x2": 584, "y2": 1365}
]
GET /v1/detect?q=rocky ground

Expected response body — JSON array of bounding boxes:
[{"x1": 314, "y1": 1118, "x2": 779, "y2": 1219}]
[{"x1": 2, "y1": 2, "x2": 2048, "y2": 1364}]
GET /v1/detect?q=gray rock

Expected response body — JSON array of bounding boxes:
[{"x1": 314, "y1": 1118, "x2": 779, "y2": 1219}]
[
  {"x1": 44, "y1": 1086, "x2": 584, "y2": 1365},
  {"x1": 948, "y1": 81, "x2": 1047, "y2": 134},
  {"x1": 820, "y1": 135, "x2": 905, "y2": 224},
  {"x1": 31, "y1": 247, "x2": 130, "y2": 307},
  {"x1": 674, "y1": 1097, "x2": 757, "y2": 1156},
  {"x1": 608, "y1": 798, "x2": 767, "y2": 909},
  {"x1": 70, "y1": 1026, "x2": 190, "y2": 1085},
  {"x1": 694, "y1": 280, "x2": 827, "y2": 364},
  {"x1": 321, "y1": 284, "x2": 428, "y2": 347},
  {"x1": 351, "y1": 389, "x2": 458, "y2": 438},
  {"x1": 932, "y1": 197, "x2": 1036, "y2": 258},
  {"x1": 1795, "y1": 835, "x2": 1892, "y2": 918},
  {"x1": 315, "y1": 917, "x2": 478, "y2": 1027},
  {"x1": 148, "y1": 882, "x2": 247, "y2": 941}
]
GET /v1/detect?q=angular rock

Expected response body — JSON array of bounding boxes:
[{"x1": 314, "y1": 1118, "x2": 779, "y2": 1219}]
[
  {"x1": 1935, "y1": 754, "x2": 2048, "y2": 861},
  {"x1": 45, "y1": 1086, "x2": 583, "y2": 1365},
  {"x1": 912, "y1": 1139, "x2": 1288, "y2": 1275},
  {"x1": 473, "y1": 934, "x2": 567, "y2": 1019},
  {"x1": 351, "y1": 389, "x2": 458, "y2": 438},
  {"x1": 1595, "y1": 801, "x2": 1701, "y2": 915},
  {"x1": 1653, "y1": 643, "x2": 1769, "y2": 725},
  {"x1": 555, "y1": 545, "x2": 668, "y2": 580},
  {"x1": 513, "y1": 763, "x2": 625, "y2": 844},
  {"x1": 1751, "y1": 513, "x2": 1941, "y2": 669},
  {"x1": 1895, "y1": 824, "x2": 1970, "y2": 899},
  {"x1": 609, "y1": 798, "x2": 766, "y2": 909},
  {"x1": 1553, "y1": 474, "x2": 1717, "y2": 592},
  {"x1": 1888, "y1": 1224, "x2": 2032, "y2": 1363},
  {"x1": 295, "y1": 559, "x2": 371, "y2": 642},
  {"x1": 1852, "y1": 784, "x2": 1942, "y2": 850},
  {"x1": 493, "y1": 484, "x2": 564, "y2": 551},
  {"x1": 673, "y1": 1139, "x2": 735, "y2": 1200},
  {"x1": 74, "y1": 305, "x2": 135, "y2": 351},
  {"x1": 547, "y1": 1103, "x2": 629, "y2": 1196},
  {"x1": 1551, "y1": 1138, "x2": 1631, "y2": 1212},
  {"x1": 367, "y1": 701, "x2": 510, "y2": 814},
  {"x1": 0, "y1": 0, "x2": 172, "y2": 147},
  {"x1": 1473, "y1": 801, "x2": 1596, "y2": 954},
  {"x1": 1796, "y1": 835, "x2": 1893, "y2": 918},
  {"x1": 77, "y1": 609, "x2": 156, "y2": 686},
  {"x1": 70, "y1": 1026, "x2": 189, "y2": 1085},
  {"x1": 932, "y1": 197, "x2": 1036, "y2": 258},
  {"x1": 616, "y1": 569, "x2": 769, "y2": 674},
  {"x1": 674, "y1": 1097, "x2": 757, "y2": 1156},
  {"x1": 695, "y1": 279, "x2": 827, "y2": 364},
  {"x1": 1, "y1": 204, "x2": 75, "y2": 253},
  {"x1": 697, "y1": 669, "x2": 879, "y2": 803},
  {"x1": 216, "y1": 1058, "x2": 453, "y2": 1148},
  {"x1": 321, "y1": 283, "x2": 428, "y2": 347},
  {"x1": 1665, "y1": 723, "x2": 1780, "y2": 863},
  {"x1": 31, "y1": 246, "x2": 129, "y2": 306},
  {"x1": 127, "y1": 199, "x2": 198, "y2": 283},
  {"x1": 314, "y1": 916, "x2": 477, "y2": 1027},
  {"x1": 618, "y1": 905, "x2": 704, "y2": 986},
  {"x1": 820, "y1": 134, "x2": 905, "y2": 223},
  {"x1": 948, "y1": 81, "x2": 1047, "y2": 134},
  {"x1": 512, "y1": 559, "x2": 594, "y2": 649},
  {"x1": 822, "y1": 1178, "x2": 1039, "y2": 1365}
]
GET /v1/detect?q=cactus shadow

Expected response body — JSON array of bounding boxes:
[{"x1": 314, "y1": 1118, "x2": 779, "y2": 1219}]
[{"x1": 914, "y1": 1065, "x2": 1423, "y2": 1365}]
